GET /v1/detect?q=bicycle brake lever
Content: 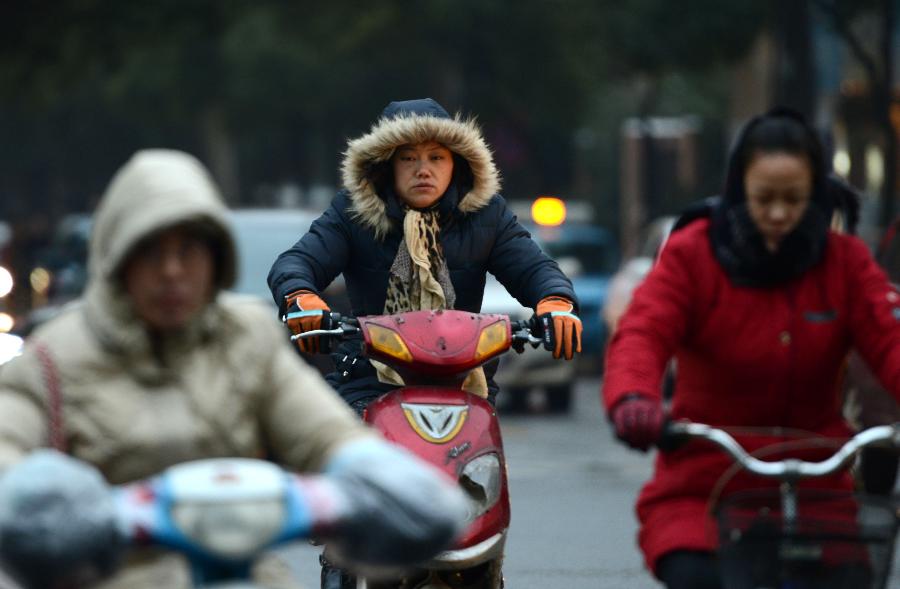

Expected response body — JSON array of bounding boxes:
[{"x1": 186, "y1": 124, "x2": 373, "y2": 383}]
[{"x1": 657, "y1": 420, "x2": 690, "y2": 452}]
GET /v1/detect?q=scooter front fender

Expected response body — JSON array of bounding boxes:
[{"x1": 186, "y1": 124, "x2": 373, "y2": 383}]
[
  {"x1": 427, "y1": 530, "x2": 507, "y2": 570},
  {"x1": 365, "y1": 387, "x2": 510, "y2": 548}
]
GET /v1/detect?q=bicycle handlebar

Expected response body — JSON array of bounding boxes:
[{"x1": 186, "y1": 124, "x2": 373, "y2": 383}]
[{"x1": 662, "y1": 421, "x2": 900, "y2": 481}]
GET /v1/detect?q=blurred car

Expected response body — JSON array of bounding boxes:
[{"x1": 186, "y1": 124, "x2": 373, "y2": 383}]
[
  {"x1": 480, "y1": 273, "x2": 577, "y2": 414},
  {"x1": 480, "y1": 198, "x2": 619, "y2": 413},
  {"x1": 526, "y1": 221, "x2": 619, "y2": 371},
  {"x1": 227, "y1": 208, "x2": 347, "y2": 311},
  {"x1": 603, "y1": 215, "x2": 676, "y2": 338},
  {"x1": 483, "y1": 222, "x2": 617, "y2": 413},
  {"x1": 227, "y1": 208, "x2": 349, "y2": 375},
  {"x1": 0, "y1": 221, "x2": 14, "y2": 334},
  {"x1": 602, "y1": 215, "x2": 677, "y2": 404},
  {"x1": 15, "y1": 213, "x2": 93, "y2": 335}
]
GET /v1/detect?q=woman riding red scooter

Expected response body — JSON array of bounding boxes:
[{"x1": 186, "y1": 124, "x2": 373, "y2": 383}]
[
  {"x1": 294, "y1": 308, "x2": 547, "y2": 588},
  {"x1": 268, "y1": 98, "x2": 583, "y2": 588}
]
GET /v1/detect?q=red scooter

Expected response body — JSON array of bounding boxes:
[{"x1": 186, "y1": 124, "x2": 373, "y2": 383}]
[{"x1": 298, "y1": 309, "x2": 542, "y2": 589}]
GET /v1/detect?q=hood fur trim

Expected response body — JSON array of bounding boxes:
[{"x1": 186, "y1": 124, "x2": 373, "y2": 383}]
[{"x1": 342, "y1": 114, "x2": 501, "y2": 239}]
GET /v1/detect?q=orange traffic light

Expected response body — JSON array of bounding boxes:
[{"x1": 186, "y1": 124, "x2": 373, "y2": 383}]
[{"x1": 531, "y1": 197, "x2": 566, "y2": 227}]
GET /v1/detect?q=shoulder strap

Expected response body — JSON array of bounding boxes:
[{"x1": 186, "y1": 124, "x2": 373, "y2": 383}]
[{"x1": 32, "y1": 343, "x2": 67, "y2": 453}]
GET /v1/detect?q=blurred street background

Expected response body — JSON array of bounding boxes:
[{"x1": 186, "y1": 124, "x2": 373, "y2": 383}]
[
  {"x1": 0, "y1": 2, "x2": 899, "y2": 587},
  {"x1": 0, "y1": 1, "x2": 897, "y2": 341}
]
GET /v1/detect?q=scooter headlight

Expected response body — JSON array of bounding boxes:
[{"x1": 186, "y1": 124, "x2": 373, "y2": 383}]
[
  {"x1": 171, "y1": 499, "x2": 285, "y2": 560},
  {"x1": 163, "y1": 459, "x2": 288, "y2": 561},
  {"x1": 459, "y1": 453, "x2": 501, "y2": 521}
]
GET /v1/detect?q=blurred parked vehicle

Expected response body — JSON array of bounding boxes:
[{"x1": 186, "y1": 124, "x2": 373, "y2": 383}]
[
  {"x1": 481, "y1": 197, "x2": 619, "y2": 413},
  {"x1": 21, "y1": 213, "x2": 92, "y2": 333},
  {"x1": 603, "y1": 215, "x2": 675, "y2": 337},
  {"x1": 0, "y1": 221, "x2": 14, "y2": 335},
  {"x1": 228, "y1": 208, "x2": 349, "y2": 375},
  {"x1": 519, "y1": 197, "x2": 619, "y2": 376},
  {"x1": 526, "y1": 220, "x2": 618, "y2": 369},
  {"x1": 480, "y1": 273, "x2": 577, "y2": 413},
  {"x1": 227, "y1": 208, "x2": 348, "y2": 312}
]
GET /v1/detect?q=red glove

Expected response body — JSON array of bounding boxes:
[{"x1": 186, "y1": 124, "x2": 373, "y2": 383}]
[
  {"x1": 610, "y1": 395, "x2": 664, "y2": 452},
  {"x1": 535, "y1": 296, "x2": 582, "y2": 360},
  {"x1": 284, "y1": 290, "x2": 330, "y2": 354}
]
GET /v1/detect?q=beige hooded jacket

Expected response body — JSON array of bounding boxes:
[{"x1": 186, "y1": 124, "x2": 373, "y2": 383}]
[{"x1": 0, "y1": 150, "x2": 370, "y2": 588}]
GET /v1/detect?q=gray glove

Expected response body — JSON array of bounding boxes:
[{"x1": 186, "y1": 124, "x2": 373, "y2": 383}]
[
  {"x1": 0, "y1": 450, "x2": 121, "y2": 589},
  {"x1": 323, "y1": 438, "x2": 468, "y2": 568}
]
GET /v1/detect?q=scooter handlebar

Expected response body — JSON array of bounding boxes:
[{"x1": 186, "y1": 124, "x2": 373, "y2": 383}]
[
  {"x1": 660, "y1": 421, "x2": 900, "y2": 481},
  {"x1": 291, "y1": 312, "x2": 544, "y2": 351},
  {"x1": 289, "y1": 313, "x2": 361, "y2": 342},
  {"x1": 113, "y1": 458, "x2": 334, "y2": 562},
  {"x1": 510, "y1": 318, "x2": 543, "y2": 351}
]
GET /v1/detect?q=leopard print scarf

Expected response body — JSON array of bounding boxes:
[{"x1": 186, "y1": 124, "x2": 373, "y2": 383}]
[
  {"x1": 376, "y1": 207, "x2": 487, "y2": 397},
  {"x1": 384, "y1": 208, "x2": 455, "y2": 313}
]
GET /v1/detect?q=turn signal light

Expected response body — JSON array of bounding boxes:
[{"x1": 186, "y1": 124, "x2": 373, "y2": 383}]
[
  {"x1": 367, "y1": 324, "x2": 413, "y2": 363},
  {"x1": 475, "y1": 322, "x2": 510, "y2": 360}
]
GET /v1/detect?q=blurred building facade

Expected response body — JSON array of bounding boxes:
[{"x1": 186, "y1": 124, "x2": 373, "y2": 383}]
[{"x1": 617, "y1": 5, "x2": 899, "y2": 254}]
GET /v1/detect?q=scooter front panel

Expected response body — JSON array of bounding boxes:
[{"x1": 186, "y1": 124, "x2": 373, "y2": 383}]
[
  {"x1": 365, "y1": 388, "x2": 511, "y2": 549},
  {"x1": 359, "y1": 310, "x2": 512, "y2": 378}
]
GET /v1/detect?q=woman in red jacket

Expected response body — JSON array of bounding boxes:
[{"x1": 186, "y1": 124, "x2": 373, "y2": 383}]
[{"x1": 603, "y1": 109, "x2": 900, "y2": 589}]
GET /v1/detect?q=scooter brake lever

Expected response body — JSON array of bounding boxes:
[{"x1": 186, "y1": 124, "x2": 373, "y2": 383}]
[
  {"x1": 290, "y1": 328, "x2": 345, "y2": 341},
  {"x1": 340, "y1": 324, "x2": 361, "y2": 336},
  {"x1": 512, "y1": 338, "x2": 526, "y2": 354},
  {"x1": 511, "y1": 328, "x2": 542, "y2": 353}
]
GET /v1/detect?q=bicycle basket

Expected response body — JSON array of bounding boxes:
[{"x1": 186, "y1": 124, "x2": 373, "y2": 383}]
[{"x1": 715, "y1": 489, "x2": 898, "y2": 589}]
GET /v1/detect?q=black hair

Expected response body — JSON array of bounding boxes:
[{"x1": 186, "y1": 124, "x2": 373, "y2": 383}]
[
  {"x1": 734, "y1": 109, "x2": 824, "y2": 176},
  {"x1": 367, "y1": 160, "x2": 392, "y2": 195},
  {"x1": 827, "y1": 173, "x2": 861, "y2": 234},
  {"x1": 451, "y1": 153, "x2": 474, "y2": 195},
  {"x1": 723, "y1": 108, "x2": 830, "y2": 214}
]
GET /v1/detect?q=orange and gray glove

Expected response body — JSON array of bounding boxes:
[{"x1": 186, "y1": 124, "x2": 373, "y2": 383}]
[
  {"x1": 535, "y1": 296, "x2": 582, "y2": 360},
  {"x1": 284, "y1": 290, "x2": 330, "y2": 354}
]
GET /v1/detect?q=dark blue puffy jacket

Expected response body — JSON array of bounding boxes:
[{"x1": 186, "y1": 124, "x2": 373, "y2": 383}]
[{"x1": 268, "y1": 98, "x2": 576, "y2": 403}]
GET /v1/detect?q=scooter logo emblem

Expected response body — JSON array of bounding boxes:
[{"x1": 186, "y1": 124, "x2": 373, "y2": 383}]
[{"x1": 401, "y1": 403, "x2": 468, "y2": 443}]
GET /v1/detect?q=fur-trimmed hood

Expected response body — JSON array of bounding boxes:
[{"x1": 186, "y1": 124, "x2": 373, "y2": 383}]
[{"x1": 341, "y1": 98, "x2": 501, "y2": 239}]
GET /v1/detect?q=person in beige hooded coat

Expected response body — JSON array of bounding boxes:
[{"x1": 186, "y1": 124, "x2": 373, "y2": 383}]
[{"x1": 0, "y1": 150, "x2": 467, "y2": 588}]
